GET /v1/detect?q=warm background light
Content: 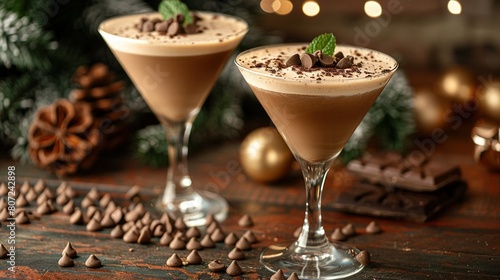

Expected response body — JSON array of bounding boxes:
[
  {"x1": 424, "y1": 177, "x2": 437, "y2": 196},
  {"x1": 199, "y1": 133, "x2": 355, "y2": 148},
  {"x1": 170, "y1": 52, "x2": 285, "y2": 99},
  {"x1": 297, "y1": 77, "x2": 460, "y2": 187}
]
[
  {"x1": 364, "y1": 1, "x2": 382, "y2": 18},
  {"x1": 447, "y1": 0, "x2": 462, "y2": 15},
  {"x1": 276, "y1": 0, "x2": 293, "y2": 15},
  {"x1": 302, "y1": 1, "x2": 320, "y2": 17},
  {"x1": 260, "y1": 0, "x2": 275, "y2": 13}
]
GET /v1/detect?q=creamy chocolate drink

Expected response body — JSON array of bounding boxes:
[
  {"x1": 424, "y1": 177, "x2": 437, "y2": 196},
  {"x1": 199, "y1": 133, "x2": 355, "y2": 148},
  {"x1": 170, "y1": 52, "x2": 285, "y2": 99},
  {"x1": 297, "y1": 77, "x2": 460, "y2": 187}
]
[
  {"x1": 99, "y1": 12, "x2": 248, "y2": 122},
  {"x1": 236, "y1": 44, "x2": 397, "y2": 163}
]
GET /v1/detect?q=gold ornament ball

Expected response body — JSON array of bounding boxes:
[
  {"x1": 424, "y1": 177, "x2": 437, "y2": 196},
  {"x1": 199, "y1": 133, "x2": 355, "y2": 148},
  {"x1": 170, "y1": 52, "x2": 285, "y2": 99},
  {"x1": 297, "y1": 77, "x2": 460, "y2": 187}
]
[
  {"x1": 240, "y1": 127, "x2": 294, "y2": 183},
  {"x1": 477, "y1": 82, "x2": 500, "y2": 123},
  {"x1": 413, "y1": 89, "x2": 448, "y2": 134},
  {"x1": 436, "y1": 66, "x2": 476, "y2": 104}
]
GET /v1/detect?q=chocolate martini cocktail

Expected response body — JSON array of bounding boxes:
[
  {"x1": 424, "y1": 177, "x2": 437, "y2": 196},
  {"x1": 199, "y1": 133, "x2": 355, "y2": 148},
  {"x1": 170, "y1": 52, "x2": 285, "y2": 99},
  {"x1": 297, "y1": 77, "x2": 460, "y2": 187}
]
[
  {"x1": 236, "y1": 39, "x2": 398, "y2": 279},
  {"x1": 99, "y1": 6, "x2": 247, "y2": 226}
]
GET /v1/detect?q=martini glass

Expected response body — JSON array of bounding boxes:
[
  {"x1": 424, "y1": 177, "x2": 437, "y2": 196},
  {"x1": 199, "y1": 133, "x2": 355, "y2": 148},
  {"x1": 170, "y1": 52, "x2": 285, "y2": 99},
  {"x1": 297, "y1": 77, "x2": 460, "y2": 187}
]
[
  {"x1": 236, "y1": 44, "x2": 397, "y2": 279},
  {"x1": 99, "y1": 12, "x2": 248, "y2": 226}
]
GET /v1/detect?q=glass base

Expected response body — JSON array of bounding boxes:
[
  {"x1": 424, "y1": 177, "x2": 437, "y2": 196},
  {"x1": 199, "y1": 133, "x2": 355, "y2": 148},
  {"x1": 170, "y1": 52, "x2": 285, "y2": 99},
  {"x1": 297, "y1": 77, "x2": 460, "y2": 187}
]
[
  {"x1": 260, "y1": 240, "x2": 364, "y2": 279},
  {"x1": 157, "y1": 190, "x2": 228, "y2": 227}
]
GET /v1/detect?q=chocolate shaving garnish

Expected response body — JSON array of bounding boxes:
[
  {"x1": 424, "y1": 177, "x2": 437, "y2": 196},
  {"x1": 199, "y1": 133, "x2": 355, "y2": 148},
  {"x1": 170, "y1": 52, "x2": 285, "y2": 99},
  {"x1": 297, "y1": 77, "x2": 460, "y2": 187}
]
[
  {"x1": 16, "y1": 194, "x2": 29, "y2": 207},
  {"x1": 341, "y1": 223, "x2": 356, "y2": 237},
  {"x1": 0, "y1": 244, "x2": 8, "y2": 258},
  {"x1": 137, "y1": 227, "x2": 151, "y2": 244},
  {"x1": 224, "y1": 232, "x2": 239, "y2": 246},
  {"x1": 228, "y1": 247, "x2": 245, "y2": 260},
  {"x1": 238, "y1": 214, "x2": 254, "y2": 227},
  {"x1": 16, "y1": 210, "x2": 30, "y2": 224},
  {"x1": 300, "y1": 53, "x2": 317, "y2": 69},
  {"x1": 123, "y1": 227, "x2": 139, "y2": 243},
  {"x1": 285, "y1": 53, "x2": 301, "y2": 67},
  {"x1": 186, "y1": 226, "x2": 201, "y2": 238},
  {"x1": 86, "y1": 218, "x2": 102, "y2": 232},
  {"x1": 271, "y1": 269, "x2": 286, "y2": 280},
  {"x1": 160, "y1": 232, "x2": 173, "y2": 246},
  {"x1": 356, "y1": 250, "x2": 371, "y2": 265},
  {"x1": 287, "y1": 272, "x2": 300, "y2": 280},
  {"x1": 186, "y1": 249, "x2": 202, "y2": 264},
  {"x1": 210, "y1": 228, "x2": 226, "y2": 242},
  {"x1": 110, "y1": 225, "x2": 124, "y2": 238},
  {"x1": 336, "y1": 55, "x2": 354, "y2": 69},
  {"x1": 69, "y1": 208, "x2": 84, "y2": 225},
  {"x1": 235, "y1": 237, "x2": 251, "y2": 251},
  {"x1": 169, "y1": 236, "x2": 186, "y2": 250},
  {"x1": 366, "y1": 221, "x2": 382, "y2": 234},
  {"x1": 226, "y1": 260, "x2": 243, "y2": 276},
  {"x1": 62, "y1": 242, "x2": 78, "y2": 258},
  {"x1": 58, "y1": 253, "x2": 74, "y2": 267},
  {"x1": 200, "y1": 234, "x2": 215, "y2": 248},
  {"x1": 208, "y1": 259, "x2": 225, "y2": 272},
  {"x1": 85, "y1": 254, "x2": 102, "y2": 268},
  {"x1": 330, "y1": 228, "x2": 346, "y2": 241},
  {"x1": 242, "y1": 230, "x2": 258, "y2": 244},
  {"x1": 186, "y1": 237, "x2": 203, "y2": 250},
  {"x1": 166, "y1": 253, "x2": 183, "y2": 267}
]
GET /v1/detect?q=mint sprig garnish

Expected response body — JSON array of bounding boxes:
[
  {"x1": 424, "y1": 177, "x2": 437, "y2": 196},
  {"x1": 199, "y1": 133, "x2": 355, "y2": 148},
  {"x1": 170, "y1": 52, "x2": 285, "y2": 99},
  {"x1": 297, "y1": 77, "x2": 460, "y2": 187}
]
[
  {"x1": 158, "y1": 0, "x2": 193, "y2": 25},
  {"x1": 305, "y1": 33, "x2": 336, "y2": 56}
]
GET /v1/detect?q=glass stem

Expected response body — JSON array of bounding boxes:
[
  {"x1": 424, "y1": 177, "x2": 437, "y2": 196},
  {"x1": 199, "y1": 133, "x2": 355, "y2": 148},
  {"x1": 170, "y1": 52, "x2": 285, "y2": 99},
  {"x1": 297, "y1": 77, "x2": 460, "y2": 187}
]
[
  {"x1": 296, "y1": 158, "x2": 334, "y2": 248},
  {"x1": 161, "y1": 119, "x2": 194, "y2": 204}
]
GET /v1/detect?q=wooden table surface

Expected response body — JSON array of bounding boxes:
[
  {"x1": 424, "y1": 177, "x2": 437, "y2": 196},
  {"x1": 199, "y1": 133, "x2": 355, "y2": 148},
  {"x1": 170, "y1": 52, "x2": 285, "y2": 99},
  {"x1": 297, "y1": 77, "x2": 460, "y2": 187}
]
[{"x1": 0, "y1": 127, "x2": 499, "y2": 280}]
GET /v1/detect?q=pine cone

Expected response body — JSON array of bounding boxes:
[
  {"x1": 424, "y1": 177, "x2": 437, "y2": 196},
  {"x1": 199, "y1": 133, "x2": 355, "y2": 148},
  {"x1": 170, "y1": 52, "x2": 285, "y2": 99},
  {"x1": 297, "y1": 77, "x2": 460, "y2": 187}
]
[
  {"x1": 69, "y1": 63, "x2": 129, "y2": 148},
  {"x1": 28, "y1": 99, "x2": 100, "y2": 177}
]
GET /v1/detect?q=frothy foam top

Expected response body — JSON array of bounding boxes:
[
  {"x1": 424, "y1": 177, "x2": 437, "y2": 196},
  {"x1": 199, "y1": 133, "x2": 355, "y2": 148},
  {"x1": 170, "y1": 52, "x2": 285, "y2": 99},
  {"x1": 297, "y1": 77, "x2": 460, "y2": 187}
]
[
  {"x1": 99, "y1": 12, "x2": 248, "y2": 56},
  {"x1": 236, "y1": 44, "x2": 398, "y2": 95}
]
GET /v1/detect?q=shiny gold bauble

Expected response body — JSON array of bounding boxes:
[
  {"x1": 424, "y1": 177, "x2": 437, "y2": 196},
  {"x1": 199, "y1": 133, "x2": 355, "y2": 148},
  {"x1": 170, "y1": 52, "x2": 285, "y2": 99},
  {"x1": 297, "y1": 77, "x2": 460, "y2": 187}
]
[
  {"x1": 240, "y1": 127, "x2": 294, "y2": 183},
  {"x1": 477, "y1": 82, "x2": 500, "y2": 123},
  {"x1": 413, "y1": 88, "x2": 448, "y2": 134},
  {"x1": 471, "y1": 119, "x2": 500, "y2": 171},
  {"x1": 436, "y1": 66, "x2": 476, "y2": 104}
]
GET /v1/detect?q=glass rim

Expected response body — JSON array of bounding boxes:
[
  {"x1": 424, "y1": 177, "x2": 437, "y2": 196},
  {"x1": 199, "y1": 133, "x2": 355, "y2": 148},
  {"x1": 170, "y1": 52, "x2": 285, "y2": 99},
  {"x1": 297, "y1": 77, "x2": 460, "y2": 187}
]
[{"x1": 235, "y1": 43, "x2": 399, "y2": 83}]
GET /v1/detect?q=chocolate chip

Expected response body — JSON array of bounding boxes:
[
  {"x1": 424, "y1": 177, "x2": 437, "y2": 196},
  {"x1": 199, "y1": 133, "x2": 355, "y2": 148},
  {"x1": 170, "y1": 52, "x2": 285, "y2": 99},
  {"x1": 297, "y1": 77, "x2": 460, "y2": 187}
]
[
  {"x1": 0, "y1": 244, "x2": 8, "y2": 258},
  {"x1": 99, "y1": 193, "x2": 112, "y2": 208},
  {"x1": 123, "y1": 227, "x2": 139, "y2": 243},
  {"x1": 224, "y1": 232, "x2": 239, "y2": 246},
  {"x1": 100, "y1": 213, "x2": 115, "y2": 228},
  {"x1": 318, "y1": 53, "x2": 335, "y2": 67},
  {"x1": 64, "y1": 186, "x2": 76, "y2": 198},
  {"x1": 20, "y1": 180, "x2": 31, "y2": 194},
  {"x1": 174, "y1": 230, "x2": 187, "y2": 241},
  {"x1": 208, "y1": 259, "x2": 225, "y2": 272},
  {"x1": 226, "y1": 260, "x2": 243, "y2": 276},
  {"x1": 184, "y1": 23, "x2": 197, "y2": 34},
  {"x1": 356, "y1": 250, "x2": 371, "y2": 265},
  {"x1": 336, "y1": 55, "x2": 354, "y2": 69},
  {"x1": 270, "y1": 268, "x2": 286, "y2": 280},
  {"x1": 331, "y1": 228, "x2": 347, "y2": 241},
  {"x1": 174, "y1": 13, "x2": 185, "y2": 24},
  {"x1": 167, "y1": 21, "x2": 183, "y2": 36},
  {"x1": 142, "y1": 20, "x2": 154, "y2": 32},
  {"x1": 166, "y1": 253, "x2": 183, "y2": 267},
  {"x1": 36, "y1": 192, "x2": 48, "y2": 205},
  {"x1": 125, "y1": 185, "x2": 141, "y2": 201},
  {"x1": 62, "y1": 242, "x2": 77, "y2": 258},
  {"x1": 242, "y1": 230, "x2": 258, "y2": 244},
  {"x1": 141, "y1": 212, "x2": 152, "y2": 225},
  {"x1": 238, "y1": 214, "x2": 254, "y2": 227},
  {"x1": 155, "y1": 21, "x2": 170, "y2": 32},
  {"x1": 169, "y1": 236, "x2": 186, "y2": 250},
  {"x1": 58, "y1": 253, "x2": 74, "y2": 267},
  {"x1": 80, "y1": 196, "x2": 94, "y2": 208},
  {"x1": 366, "y1": 221, "x2": 382, "y2": 234},
  {"x1": 110, "y1": 225, "x2": 124, "y2": 238},
  {"x1": 186, "y1": 249, "x2": 202, "y2": 265},
  {"x1": 0, "y1": 183, "x2": 7, "y2": 196},
  {"x1": 34, "y1": 179, "x2": 46, "y2": 194},
  {"x1": 285, "y1": 54, "x2": 301, "y2": 67},
  {"x1": 186, "y1": 226, "x2": 201, "y2": 239},
  {"x1": 206, "y1": 221, "x2": 219, "y2": 234},
  {"x1": 16, "y1": 210, "x2": 30, "y2": 224},
  {"x1": 87, "y1": 187, "x2": 101, "y2": 201},
  {"x1": 342, "y1": 223, "x2": 356, "y2": 236},
  {"x1": 186, "y1": 237, "x2": 203, "y2": 250},
  {"x1": 25, "y1": 188, "x2": 37, "y2": 202},
  {"x1": 152, "y1": 223, "x2": 166, "y2": 237},
  {"x1": 69, "y1": 208, "x2": 84, "y2": 225},
  {"x1": 235, "y1": 237, "x2": 251, "y2": 251},
  {"x1": 86, "y1": 218, "x2": 102, "y2": 232},
  {"x1": 228, "y1": 247, "x2": 245, "y2": 260},
  {"x1": 287, "y1": 272, "x2": 300, "y2": 280},
  {"x1": 210, "y1": 228, "x2": 226, "y2": 242},
  {"x1": 300, "y1": 53, "x2": 317, "y2": 69},
  {"x1": 37, "y1": 200, "x2": 53, "y2": 215},
  {"x1": 205, "y1": 213, "x2": 215, "y2": 225},
  {"x1": 85, "y1": 254, "x2": 102, "y2": 268},
  {"x1": 56, "y1": 193, "x2": 69, "y2": 206},
  {"x1": 200, "y1": 234, "x2": 215, "y2": 248},
  {"x1": 16, "y1": 194, "x2": 29, "y2": 207},
  {"x1": 174, "y1": 217, "x2": 187, "y2": 230},
  {"x1": 137, "y1": 227, "x2": 151, "y2": 244},
  {"x1": 159, "y1": 232, "x2": 173, "y2": 246},
  {"x1": 56, "y1": 181, "x2": 68, "y2": 195},
  {"x1": 110, "y1": 208, "x2": 123, "y2": 224},
  {"x1": 0, "y1": 208, "x2": 9, "y2": 221},
  {"x1": 334, "y1": 51, "x2": 344, "y2": 60},
  {"x1": 125, "y1": 210, "x2": 141, "y2": 223}
]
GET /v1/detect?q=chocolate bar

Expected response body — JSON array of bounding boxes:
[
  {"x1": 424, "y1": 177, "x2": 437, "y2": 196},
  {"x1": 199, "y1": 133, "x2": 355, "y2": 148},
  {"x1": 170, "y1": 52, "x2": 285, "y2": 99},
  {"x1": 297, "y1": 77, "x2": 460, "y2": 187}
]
[{"x1": 346, "y1": 153, "x2": 462, "y2": 192}]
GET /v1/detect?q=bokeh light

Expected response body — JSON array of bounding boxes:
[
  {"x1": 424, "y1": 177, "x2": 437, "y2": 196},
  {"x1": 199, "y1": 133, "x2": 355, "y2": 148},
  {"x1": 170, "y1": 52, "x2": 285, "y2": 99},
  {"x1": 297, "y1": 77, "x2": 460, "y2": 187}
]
[
  {"x1": 447, "y1": 0, "x2": 462, "y2": 15},
  {"x1": 364, "y1": 1, "x2": 382, "y2": 18},
  {"x1": 260, "y1": 0, "x2": 275, "y2": 13},
  {"x1": 302, "y1": 1, "x2": 320, "y2": 17},
  {"x1": 276, "y1": 0, "x2": 293, "y2": 15}
]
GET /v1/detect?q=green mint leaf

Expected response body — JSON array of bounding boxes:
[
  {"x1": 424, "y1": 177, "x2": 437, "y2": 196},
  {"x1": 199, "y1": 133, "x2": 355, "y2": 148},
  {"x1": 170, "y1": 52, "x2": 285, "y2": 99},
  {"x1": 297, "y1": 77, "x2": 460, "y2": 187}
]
[
  {"x1": 305, "y1": 33, "x2": 336, "y2": 56},
  {"x1": 158, "y1": 0, "x2": 193, "y2": 25}
]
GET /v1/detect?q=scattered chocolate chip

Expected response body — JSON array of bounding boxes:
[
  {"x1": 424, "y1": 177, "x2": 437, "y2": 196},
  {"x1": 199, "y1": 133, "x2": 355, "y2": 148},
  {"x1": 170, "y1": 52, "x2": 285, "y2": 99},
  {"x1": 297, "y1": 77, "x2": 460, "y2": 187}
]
[
  {"x1": 211, "y1": 228, "x2": 226, "y2": 242},
  {"x1": 169, "y1": 236, "x2": 186, "y2": 250},
  {"x1": 110, "y1": 225, "x2": 124, "y2": 238},
  {"x1": 186, "y1": 226, "x2": 201, "y2": 238},
  {"x1": 64, "y1": 186, "x2": 76, "y2": 199},
  {"x1": 224, "y1": 232, "x2": 239, "y2": 246},
  {"x1": 86, "y1": 218, "x2": 103, "y2": 232},
  {"x1": 184, "y1": 23, "x2": 197, "y2": 34},
  {"x1": 62, "y1": 242, "x2": 78, "y2": 258},
  {"x1": 122, "y1": 221, "x2": 135, "y2": 232},
  {"x1": 20, "y1": 180, "x2": 31, "y2": 194},
  {"x1": 293, "y1": 226, "x2": 302, "y2": 238},
  {"x1": 226, "y1": 260, "x2": 243, "y2": 276},
  {"x1": 186, "y1": 249, "x2": 202, "y2": 264},
  {"x1": 318, "y1": 53, "x2": 335, "y2": 67},
  {"x1": 129, "y1": 248, "x2": 134, "y2": 252},
  {"x1": 69, "y1": 208, "x2": 84, "y2": 225},
  {"x1": 80, "y1": 196, "x2": 94, "y2": 208},
  {"x1": 271, "y1": 269, "x2": 286, "y2": 280},
  {"x1": 142, "y1": 20, "x2": 154, "y2": 32},
  {"x1": 287, "y1": 272, "x2": 300, "y2": 280},
  {"x1": 238, "y1": 214, "x2": 254, "y2": 227},
  {"x1": 43, "y1": 188, "x2": 55, "y2": 199},
  {"x1": 160, "y1": 232, "x2": 173, "y2": 246},
  {"x1": 300, "y1": 53, "x2": 317, "y2": 69},
  {"x1": 87, "y1": 206, "x2": 100, "y2": 219},
  {"x1": 16, "y1": 194, "x2": 29, "y2": 207},
  {"x1": 174, "y1": 230, "x2": 187, "y2": 241},
  {"x1": 16, "y1": 210, "x2": 30, "y2": 224},
  {"x1": 110, "y1": 208, "x2": 123, "y2": 224},
  {"x1": 34, "y1": 179, "x2": 46, "y2": 194},
  {"x1": 356, "y1": 250, "x2": 371, "y2": 265},
  {"x1": 242, "y1": 230, "x2": 258, "y2": 244},
  {"x1": 0, "y1": 244, "x2": 8, "y2": 258},
  {"x1": 85, "y1": 254, "x2": 102, "y2": 268},
  {"x1": 99, "y1": 193, "x2": 112, "y2": 208},
  {"x1": 125, "y1": 210, "x2": 141, "y2": 223},
  {"x1": 155, "y1": 21, "x2": 170, "y2": 32},
  {"x1": 137, "y1": 227, "x2": 151, "y2": 244},
  {"x1": 36, "y1": 192, "x2": 48, "y2": 205},
  {"x1": 62, "y1": 200, "x2": 74, "y2": 215},
  {"x1": 141, "y1": 212, "x2": 152, "y2": 225},
  {"x1": 200, "y1": 234, "x2": 215, "y2": 248},
  {"x1": 186, "y1": 237, "x2": 203, "y2": 250},
  {"x1": 205, "y1": 213, "x2": 215, "y2": 226},
  {"x1": 56, "y1": 193, "x2": 69, "y2": 206},
  {"x1": 208, "y1": 259, "x2": 225, "y2": 272},
  {"x1": 341, "y1": 223, "x2": 356, "y2": 237},
  {"x1": 25, "y1": 188, "x2": 37, "y2": 202},
  {"x1": 334, "y1": 51, "x2": 344, "y2": 60},
  {"x1": 228, "y1": 247, "x2": 245, "y2": 260},
  {"x1": 174, "y1": 13, "x2": 185, "y2": 24},
  {"x1": 174, "y1": 217, "x2": 187, "y2": 230},
  {"x1": 336, "y1": 55, "x2": 354, "y2": 69},
  {"x1": 285, "y1": 53, "x2": 301, "y2": 67},
  {"x1": 56, "y1": 181, "x2": 68, "y2": 195},
  {"x1": 105, "y1": 201, "x2": 117, "y2": 214},
  {"x1": 206, "y1": 221, "x2": 219, "y2": 234},
  {"x1": 366, "y1": 221, "x2": 382, "y2": 234},
  {"x1": 58, "y1": 253, "x2": 74, "y2": 267},
  {"x1": 0, "y1": 183, "x2": 8, "y2": 196},
  {"x1": 123, "y1": 227, "x2": 139, "y2": 243},
  {"x1": 37, "y1": 200, "x2": 53, "y2": 215},
  {"x1": 153, "y1": 223, "x2": 166, "y2": 237},
  {"x1": 125, "y1": 185, "x2": 141, "y2": 201},
  {"x1": 166, "y1": 253, "x2": 183, "y2": 267},
  {"x1": 167, "y1": 21, "x2": 183, "y2": 36},
  {"x1": 235, "y1": 237, "x2": 251, "y2": 251},
  {"x1": 100, "y1": 213, "x2": 115, "y2": 228},
  {"x1": 331, "y1": 228, "x2": 347, "y2": 241}
]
